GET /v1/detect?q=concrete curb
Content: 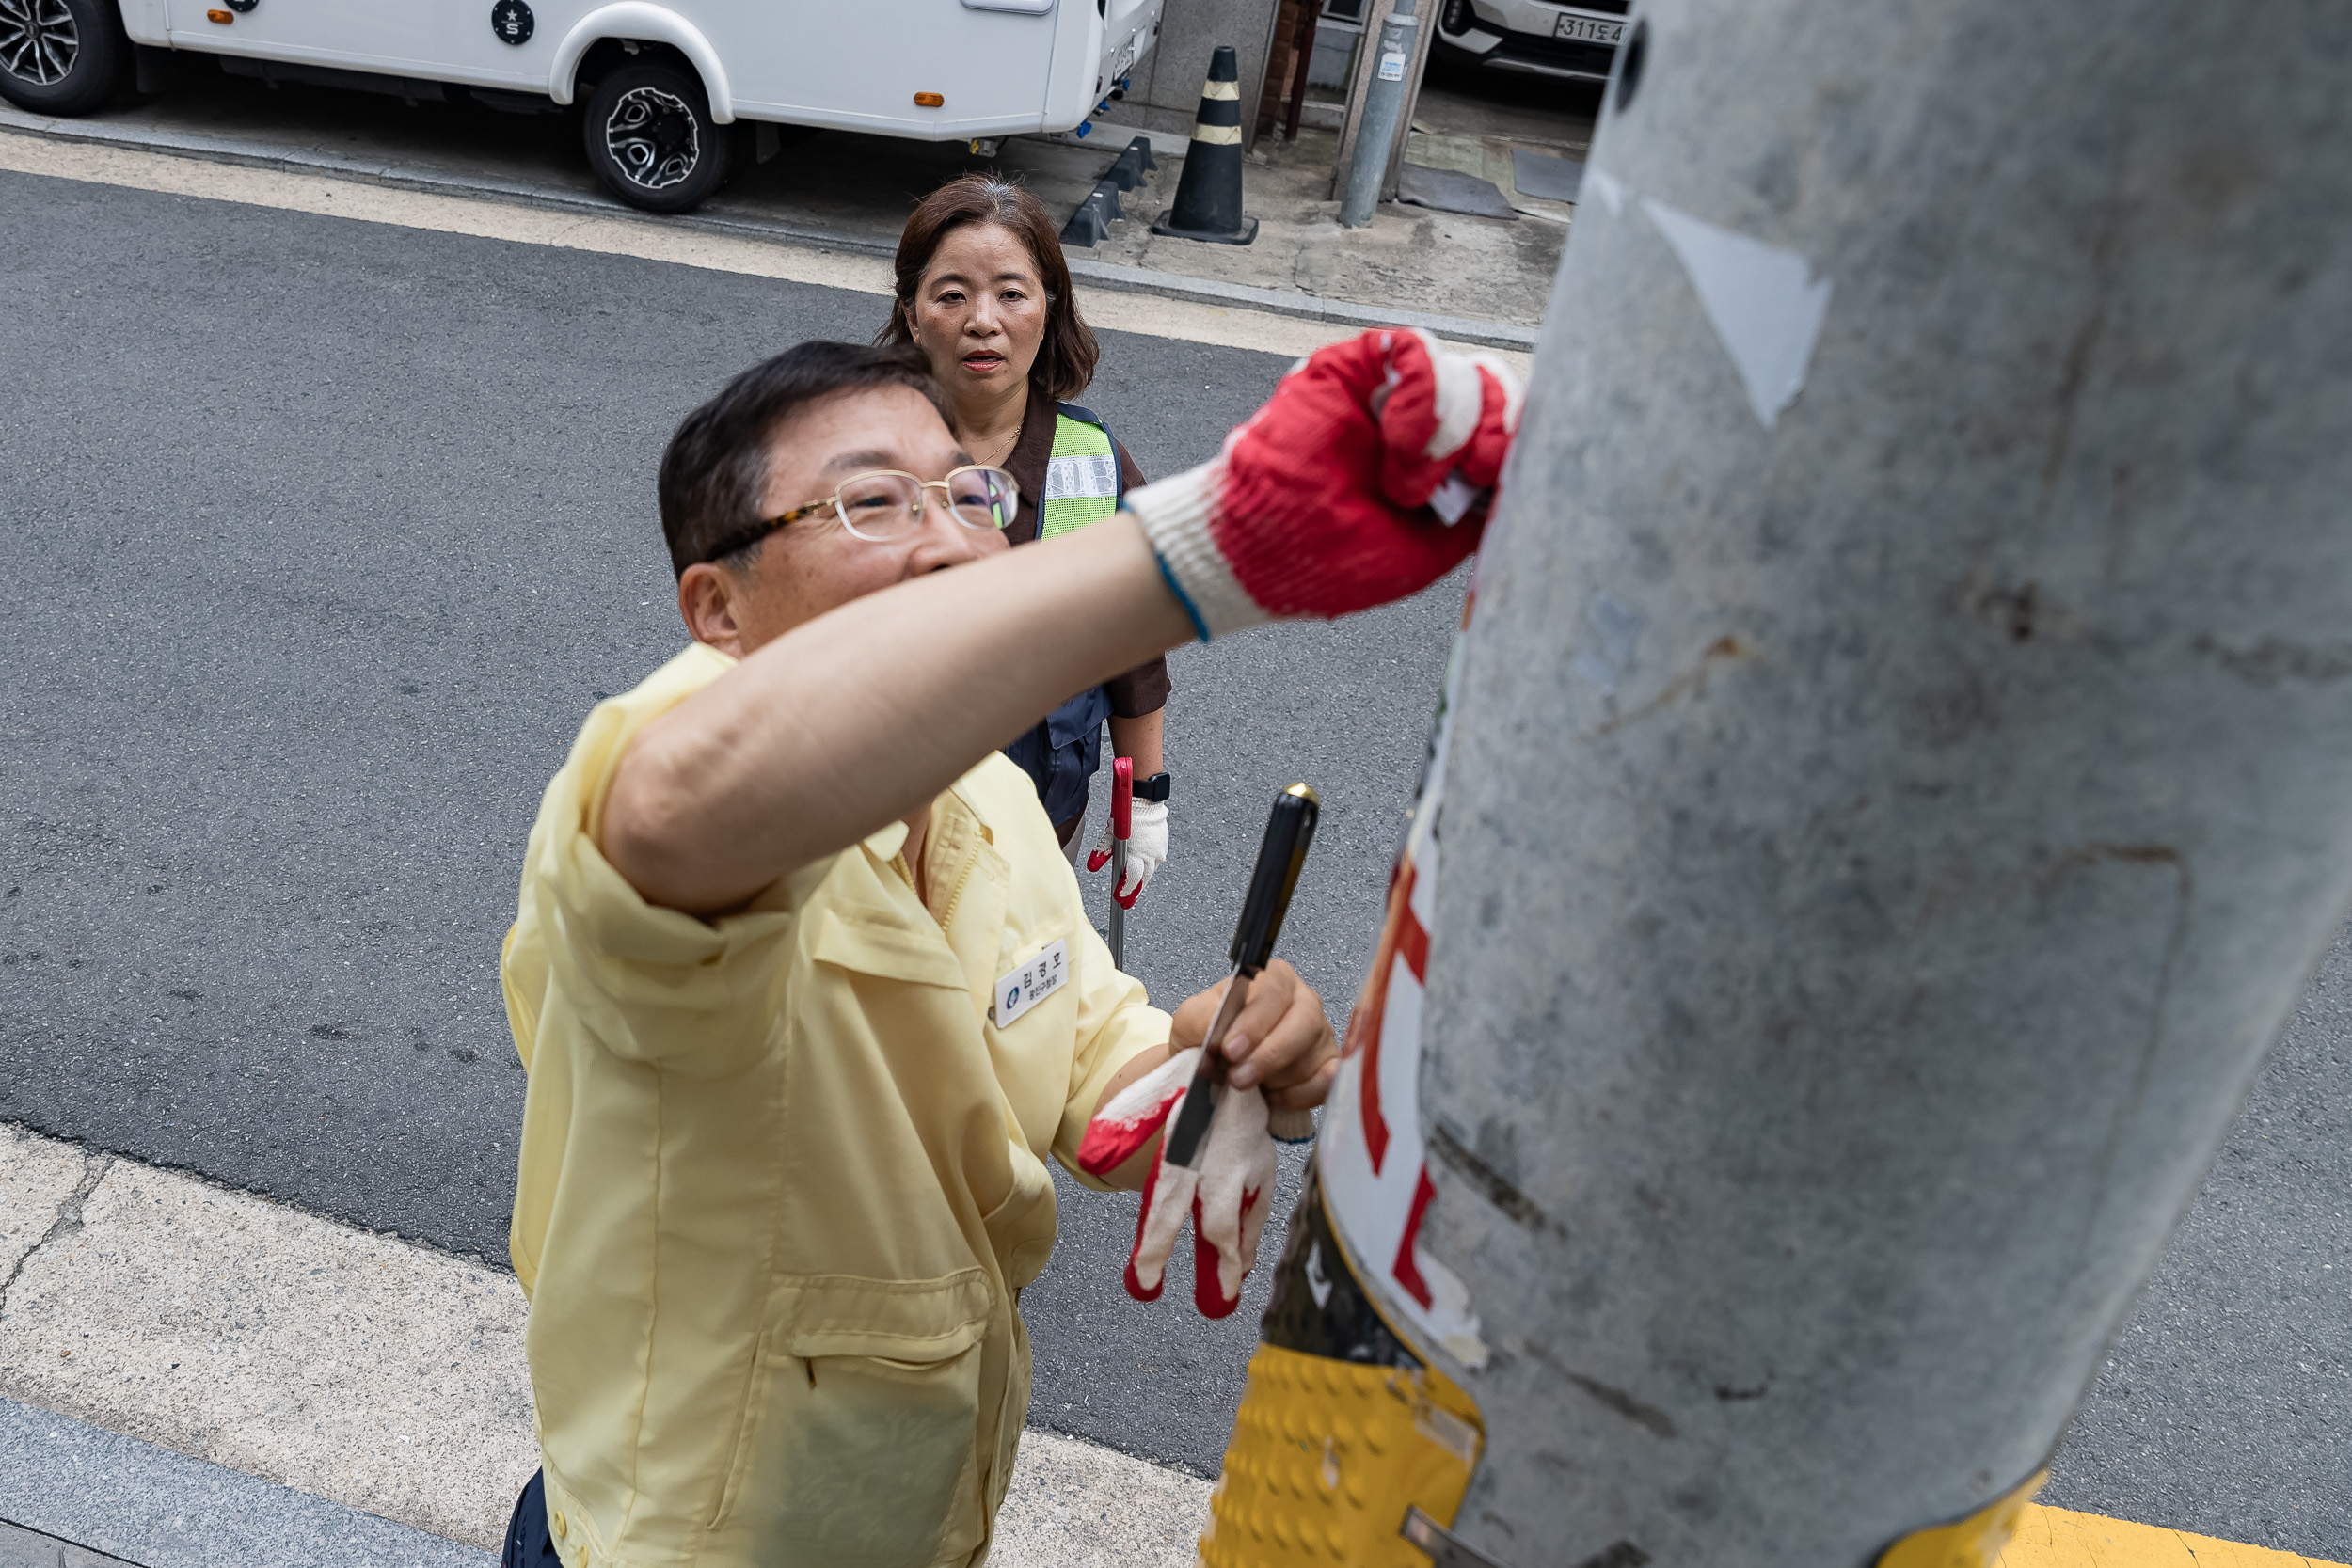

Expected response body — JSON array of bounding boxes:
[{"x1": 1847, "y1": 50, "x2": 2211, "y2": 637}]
[
  {"x1": 0, "y1": 1396, "x2": 489, "y2": 1568},
  {"x1": 0, "y1": 1514, "x2": 142, "y2": 1568},
  {"x1": 1064, "y1": 255, "x2": 1540, "y2": 350},
  {"x1": 0, "y1": 105, "x2": 1541, "y2": 354}
]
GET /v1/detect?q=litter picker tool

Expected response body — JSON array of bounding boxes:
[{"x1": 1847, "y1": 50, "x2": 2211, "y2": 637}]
[
  {"x1": 1160, "y1": 783, "x2": 1319, "y2": 1170},
  {"x1": 1107, "y1": 757, "x2": 1134, "y2": 971}
]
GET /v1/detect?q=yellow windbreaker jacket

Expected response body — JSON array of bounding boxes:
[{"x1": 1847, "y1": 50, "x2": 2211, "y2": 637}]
[{"x1": 500, "y1": 644, "x2": 1168, "y2": 1568}]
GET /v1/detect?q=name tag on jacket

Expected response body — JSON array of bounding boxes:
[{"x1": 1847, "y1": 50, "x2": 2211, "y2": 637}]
[{"x1": 993, "y1": 939, "x2": 1069, "y2": 1026}]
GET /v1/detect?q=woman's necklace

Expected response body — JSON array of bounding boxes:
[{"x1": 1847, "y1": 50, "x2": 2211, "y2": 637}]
[{"x1": 975, "y1": 412, "x2": 1025, "y2": 468}]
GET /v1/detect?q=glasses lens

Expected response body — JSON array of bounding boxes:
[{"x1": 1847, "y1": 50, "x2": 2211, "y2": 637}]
[
  {"x1": 947, "y1": 467, "x2": 1018, "y2": 531},
  {"x1": 834, "y1": 472, "x2": 922, "y2": 540}
]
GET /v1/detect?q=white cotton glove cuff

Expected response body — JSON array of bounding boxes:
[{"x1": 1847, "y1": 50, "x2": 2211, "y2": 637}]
[{"x1": 1124, "y1": 458, "x2": 1263, "y2": 643}]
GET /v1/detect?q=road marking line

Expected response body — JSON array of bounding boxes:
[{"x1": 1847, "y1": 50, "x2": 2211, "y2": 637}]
[
  {"x1": 0, "y1": 131, "x2": 1506, "y2": 371},
  {"x1": 0, "y1": 130, "x2": 892, "y2": 295},
  {"x1": 6, "y1": 1117, "x2": 2339, "y2": 1568},
  {"x1": 0, "y1": 1123, "x2": 1207, "y2": 1561}
]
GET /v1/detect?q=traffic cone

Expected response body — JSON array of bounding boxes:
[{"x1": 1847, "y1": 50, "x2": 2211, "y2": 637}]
[{"x1": 1152, "y1": 46, "x2": 1259, "y2": 245}]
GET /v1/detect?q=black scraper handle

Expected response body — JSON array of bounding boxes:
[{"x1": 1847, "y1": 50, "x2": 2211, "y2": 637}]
[
  {"x1": 1229, "y1": 783, "x2": 1319, "y2": 975},
  {"x1": 1162, "y1": 784, "x2": 1321, "y2": 1171}
]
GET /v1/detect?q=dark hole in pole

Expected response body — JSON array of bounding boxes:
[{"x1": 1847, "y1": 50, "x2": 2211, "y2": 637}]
[{"x1": 1614, "y1": 18, "x2": 1648, "y2": 114}]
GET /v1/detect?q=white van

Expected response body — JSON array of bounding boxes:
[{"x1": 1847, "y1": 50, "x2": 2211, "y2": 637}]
[{"x1": 1, "y1": 0, "x2": 1164, "y2": 211}]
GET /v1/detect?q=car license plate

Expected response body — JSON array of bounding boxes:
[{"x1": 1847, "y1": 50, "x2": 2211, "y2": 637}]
[{"x1": 1552, "y1": 11, "x2": 1623, "y2": 43}]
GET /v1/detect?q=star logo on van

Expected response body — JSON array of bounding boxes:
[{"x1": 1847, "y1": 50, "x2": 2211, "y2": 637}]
[{"x1": 489, "y1": 0, "x2": 533, "y2": 45}]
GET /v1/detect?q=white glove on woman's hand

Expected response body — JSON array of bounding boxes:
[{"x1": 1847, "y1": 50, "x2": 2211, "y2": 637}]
[
  {"x1": 1086, "y1": 799, "x2": 1169, "y2": 908},
  {"x1": 1075, "y1": 1045, "x2": 1276, "y2": 1319}
]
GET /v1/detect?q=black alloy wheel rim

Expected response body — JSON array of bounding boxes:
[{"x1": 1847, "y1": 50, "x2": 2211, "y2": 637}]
[
  {"x1": 0, "y1": 0, "x2": 80, "y2": 87},
  {"x1": 604, "y1": 86, "x2": 700, "y2": 191}
]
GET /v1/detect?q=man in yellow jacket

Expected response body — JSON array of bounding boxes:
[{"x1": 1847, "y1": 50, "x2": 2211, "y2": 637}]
[{"x1": 501, "y1": 332, "x2": 1519, "y2": 1567}]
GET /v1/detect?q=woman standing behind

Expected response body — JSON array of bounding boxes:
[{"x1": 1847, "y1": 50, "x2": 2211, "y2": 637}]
[{"x1": 882, "y1": 174, "x2": 1174, "y2": 908}]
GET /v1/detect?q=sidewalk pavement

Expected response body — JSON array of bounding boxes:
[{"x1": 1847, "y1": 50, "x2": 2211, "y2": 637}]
[
  {"x1": 1075, "y1": 122, "x2": 1563, "y2": 335},
  {"x1": 8, "y1": 1107, "x2": 2348, "y2": 1568},
  {"x1": 0, "y1": 1123, "x2": 1212, "y2": 1566},
  {"x1": 0, "y1": 59, "x2": 1550, "y2": 350}
]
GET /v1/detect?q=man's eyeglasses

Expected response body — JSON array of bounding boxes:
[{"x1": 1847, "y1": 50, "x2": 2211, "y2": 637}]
[{"x1": 698, "y1": 467, "x2": 1020, "y2": 564}]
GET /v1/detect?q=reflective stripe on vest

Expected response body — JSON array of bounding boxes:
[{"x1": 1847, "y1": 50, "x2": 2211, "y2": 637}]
[{"x1": 1039, "y1": 412, "x2": 1120, "y2": 541}]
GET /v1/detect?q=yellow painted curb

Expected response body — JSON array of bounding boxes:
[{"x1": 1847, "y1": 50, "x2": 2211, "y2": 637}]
[{"x1": 2001, "y1": 1507, "x2": 2345, "y2": 1568}]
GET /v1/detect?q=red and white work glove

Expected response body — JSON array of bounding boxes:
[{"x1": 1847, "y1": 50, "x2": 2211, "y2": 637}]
[
  {"x1": 1125, "y1": 328, "x2": 1524, "y2": 641},
  {"x1": 1085, "y1": 800, "x2": 1169, "y2": 908},
  {"x1": 1077, "y1": 1046, "x2": 1274, "y2": 1319}
]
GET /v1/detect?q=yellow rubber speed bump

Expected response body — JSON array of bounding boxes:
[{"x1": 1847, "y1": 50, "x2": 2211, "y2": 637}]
[
  {"x1": 1201, "y1": 1175, "x2": 1486, "y2": 1566},
  {"x1": 1202, "y1": 1342, "x2": 1482, "y2": 1566}
]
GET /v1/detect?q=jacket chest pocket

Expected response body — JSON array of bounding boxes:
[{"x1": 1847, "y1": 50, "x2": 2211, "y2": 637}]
[{"x1": 724, "y1": 1272, "x2": 995, "y2": 1567}]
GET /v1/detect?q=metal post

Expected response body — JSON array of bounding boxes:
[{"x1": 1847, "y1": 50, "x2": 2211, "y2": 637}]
[
  {"x1": 1374, "y1": 0, "x2": 1438, "y2": 203},
  {"x1": 1215, "y1": 2, "x2": 2352, "y2": 1563},
  {"x1": 1337, "y1": 0, "x2": 1416, "y2": 227},
  {"x1": 1107, "y1": 756, "x2": 1133, "y2": 970}
]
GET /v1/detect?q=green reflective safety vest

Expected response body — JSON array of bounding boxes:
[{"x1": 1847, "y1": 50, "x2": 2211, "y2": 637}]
[
  {"x1": 1005, "y1": 404, "x2": 1129, "y2": 824},
  {"x1": 1038, "y1": 404, "x2": 1123, "y2": 541}
]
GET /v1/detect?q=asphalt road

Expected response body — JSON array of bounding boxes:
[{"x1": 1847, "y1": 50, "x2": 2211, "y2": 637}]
[{"x1": 0, "y1": 166, "x2": 2344, "y2": 1555}]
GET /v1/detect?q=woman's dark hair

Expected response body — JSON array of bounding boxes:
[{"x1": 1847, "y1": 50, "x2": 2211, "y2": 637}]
[
  {"x1": 879, "y1": 174, "x2": 1101, "y2": 404},
  {"x1": 658, "y1": 341, "x2": 956, "y2": 578}
]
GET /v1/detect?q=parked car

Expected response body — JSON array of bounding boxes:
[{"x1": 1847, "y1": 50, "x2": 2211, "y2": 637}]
[
  {"x1": 0, "y1": 0, "x2": 1163, "y2": 212},
  {"x1": 1433, "y1": 0, "x2": 1624, "y2": 83}
]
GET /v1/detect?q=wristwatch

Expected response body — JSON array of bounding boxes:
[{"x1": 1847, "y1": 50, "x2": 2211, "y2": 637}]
[{"x1": 1134, "y1": 771, "x2": 1173, "y2": 803}]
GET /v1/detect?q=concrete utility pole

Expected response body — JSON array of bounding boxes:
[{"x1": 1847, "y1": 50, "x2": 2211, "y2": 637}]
[{"x1": 1208, "y1": 3, "x2": 2352, "y2": 1565}]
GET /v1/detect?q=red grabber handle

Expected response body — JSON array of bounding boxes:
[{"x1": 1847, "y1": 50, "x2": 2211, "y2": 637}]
[{"x1": 1111, "y1": 756, "x2": 1134, "y2": 841}]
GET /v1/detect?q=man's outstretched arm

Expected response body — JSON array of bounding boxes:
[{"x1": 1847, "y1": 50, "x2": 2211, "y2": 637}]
[
  {"x1": 605, "y1": 517, "x2": 1186, "y2": 913},
  {"x1": 604, "y1": 328, "x2": 1521, "y2": 915}
]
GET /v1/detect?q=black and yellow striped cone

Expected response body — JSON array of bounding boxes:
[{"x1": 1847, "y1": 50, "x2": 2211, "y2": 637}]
[{"x1": 1152, "y1": 45, "x2": 1259, "y2": 245}]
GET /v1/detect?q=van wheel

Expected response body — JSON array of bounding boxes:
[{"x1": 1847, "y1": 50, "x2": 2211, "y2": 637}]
[
  {"x1": 581, "y1": 59, "x2": 732, "y2": 214},
  {"x1": 0, "y1": 0, "x2": 129, "y2": 116}
]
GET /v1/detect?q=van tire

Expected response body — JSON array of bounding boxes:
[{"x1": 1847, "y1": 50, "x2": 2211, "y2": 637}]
[
  {"x1": 0, "y1": 0, "x2": 131, "y2": 117},
  {"x1": 580, "y1": 58, "x2": 731, "y2": 214}
]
